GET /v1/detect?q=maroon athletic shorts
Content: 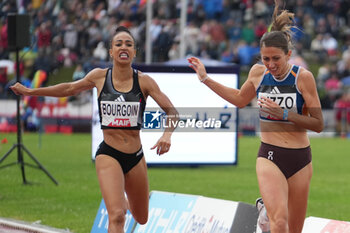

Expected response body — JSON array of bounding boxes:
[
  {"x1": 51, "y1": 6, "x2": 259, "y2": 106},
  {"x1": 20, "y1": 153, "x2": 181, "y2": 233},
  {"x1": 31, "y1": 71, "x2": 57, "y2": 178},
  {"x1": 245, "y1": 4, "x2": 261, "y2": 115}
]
[{"x1": 257, "y1": 142, "x2": 312, "y2": 179}]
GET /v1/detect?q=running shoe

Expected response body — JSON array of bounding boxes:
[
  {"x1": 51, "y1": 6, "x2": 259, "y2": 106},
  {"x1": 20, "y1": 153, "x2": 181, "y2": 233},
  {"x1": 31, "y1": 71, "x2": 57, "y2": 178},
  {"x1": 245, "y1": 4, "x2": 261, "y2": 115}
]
[{"x1": 256, "y1": 197, "x2": 270, "y2": 232}]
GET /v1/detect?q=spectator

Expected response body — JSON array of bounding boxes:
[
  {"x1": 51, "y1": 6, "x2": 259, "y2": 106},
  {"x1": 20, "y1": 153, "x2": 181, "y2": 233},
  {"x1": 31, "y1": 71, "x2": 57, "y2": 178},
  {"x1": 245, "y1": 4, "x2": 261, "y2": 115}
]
[
  {"x1": 0, "y1": 0, "x2": 349, "y2": 83},
  {"x1": 153, "y1": 26, "x2": 173, "y2": 62},
  {"x1": 237, "y1": 40, "x2": 260, "y2": 67},
  {"x1": 254, "y1": 18, "x2": 267, "y2": 40},
  {"x1": 87, "y1": 20, "x2": 102, "y2": 48},
  {"x1": 241, "y1": 22, "x2": 255, "y2": 44},
  {"x1": 150, "y1": 18, "x2": 162, "y2": 44},
  {"x1": 63, "y1": 24, "x2": 78, "y2": 53},
  {"x1": 316, "y1": 62, "x2": 331, "y2": 88},
  {"x1": 335, "y1": 91, "x2": 350, "y2": 137},
  {"x1": 33, "y1": 52, "x2": 54, "y2": 74},
  {"x1": 107, "y1": 0, "x2": 122, "y2": 14},
  {"x1": 200, "y1": 0, "x2": 223, "y2": 20},
  {"x1": 168, "y1": 40, "x2": 180, "y2": 61},
  {"x1": 326, "y1": 13, "x2": 340, "y2": 39},
  {"x1": 253, "y1": 0, "x2": 269, "y2": 19},
  {"x1": 37, "y1": 21, "x2": 52, "y2": 56},
  {"x1": 0, "y1": 67, "x2": 7, "y2": 98},
  {"x1": 184, "y1": 21, "x2": 200, "y2": 55},
  {"x1": 93, "y1": 41, "x2": 108, "y2": 61},
  {"x1": 302, "y1": 13, "x2": 316, "y2": 38},
  {"x1": 337, "y1": 46, "x2": 350, "y2": 78},
  {"x1": 72, "y1": 64, "x2": 86, "y2": 81},
  {"x1": 208, "y1": 20, "x2": 226, "y2": 46},
  {"x1": 325, "y1": 73, "x2": 343, "y2": 96},
  {"x1": 322, "y1": 33, "x2": 338, "y2": 57},
  {"x1": 311, "y1": 34, "x2": 327, "y2": 62},
  {"x1": 32, "y1": 0, "x2": 45, "y2": 10},
  {"x1": 315, "y1": 17, "x2": 328, "y2": 35},
  {"x1": 0, "y1": 20, "x2": 9, "y2": 59},
  {"x1": 225, "y1": 18, "x2": 241, "y2": 47},
  {"x1": 192, "y1": 2, "x2": 207, "y2": 25},
  {"x1": 198, "y1": 20, "x2": 211, "y2": 45},
  {"x1": 2, "y1": 0, "x2": 350, "y2": 141}
]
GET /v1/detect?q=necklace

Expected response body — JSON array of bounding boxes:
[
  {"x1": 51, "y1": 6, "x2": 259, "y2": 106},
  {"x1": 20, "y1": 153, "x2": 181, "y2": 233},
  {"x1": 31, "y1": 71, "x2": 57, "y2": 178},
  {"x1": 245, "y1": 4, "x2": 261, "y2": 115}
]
[{"x1": 274, "y1": 64, "x2": 291, "y2": 80}]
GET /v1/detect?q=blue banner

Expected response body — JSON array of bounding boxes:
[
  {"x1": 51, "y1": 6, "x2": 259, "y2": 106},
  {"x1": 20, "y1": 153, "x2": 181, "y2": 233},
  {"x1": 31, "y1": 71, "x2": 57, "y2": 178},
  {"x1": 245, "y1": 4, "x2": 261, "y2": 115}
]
[
  {"x1": 133, "y1": 191, "x2": 198, "y2": 233},
  {"x1": 90, "y1": 199, "x2": 135, "y2": 233}
]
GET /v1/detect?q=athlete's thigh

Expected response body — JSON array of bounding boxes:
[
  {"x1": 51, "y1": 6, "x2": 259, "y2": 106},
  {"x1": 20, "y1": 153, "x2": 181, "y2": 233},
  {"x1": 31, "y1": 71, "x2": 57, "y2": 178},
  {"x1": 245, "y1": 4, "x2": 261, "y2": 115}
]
[
  {"x1": 125, "y1": 157, "x2": 149, "y2": 220},
  {"x1": 287, "y1": 162, "x2": 313, "y2": 233},
  {"x1": 256, "y1": 158, "x2": 289, "y2": 219},
  {"x1": 95, "y1": 155, "x2": 127, "y2": 211}
]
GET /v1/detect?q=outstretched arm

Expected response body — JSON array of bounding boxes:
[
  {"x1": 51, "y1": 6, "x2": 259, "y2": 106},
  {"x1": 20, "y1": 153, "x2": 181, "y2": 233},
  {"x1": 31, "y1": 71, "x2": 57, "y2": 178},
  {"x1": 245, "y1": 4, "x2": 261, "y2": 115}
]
[
  {"x1": 140, "y1": 73, "x2": 178, "y2": 155},
  {"x1": 187, "y1": 57, "x2": 257, "y2": 108},
  {"x1": 10, "y1": 68, "x2": 103, "y2": 97}
]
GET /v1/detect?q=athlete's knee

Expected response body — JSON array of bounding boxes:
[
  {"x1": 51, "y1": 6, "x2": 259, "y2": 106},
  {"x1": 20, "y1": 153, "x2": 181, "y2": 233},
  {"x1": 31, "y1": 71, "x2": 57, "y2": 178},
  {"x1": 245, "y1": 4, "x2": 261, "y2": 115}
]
[
  {"x1": 270, "y1": 216, "x2": 288, "y2": 233},
  {"x1": 108, "y1": 208, "x2": 127, "y2": 226},
  {"x1": 133, "y1": 211, "x2": 148, "y2": 225}
]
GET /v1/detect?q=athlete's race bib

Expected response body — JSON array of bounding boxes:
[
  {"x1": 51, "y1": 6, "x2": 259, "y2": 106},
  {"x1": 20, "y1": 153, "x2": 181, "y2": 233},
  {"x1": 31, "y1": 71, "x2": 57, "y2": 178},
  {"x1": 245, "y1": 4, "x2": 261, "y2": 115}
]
[
  {"x1": 100, "y1": 101, "x2": 140, "y2": 127},
  {"x1": 258, "y1": 86, "x2": 297, "y2": 121}
]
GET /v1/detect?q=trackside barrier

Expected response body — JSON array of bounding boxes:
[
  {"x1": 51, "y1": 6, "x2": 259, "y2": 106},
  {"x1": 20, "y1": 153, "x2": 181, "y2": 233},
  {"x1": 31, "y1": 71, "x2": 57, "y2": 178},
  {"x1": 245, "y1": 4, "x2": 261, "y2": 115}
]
[
  {"x1": 91, "y1": 191, "x2": 259, "y2": 233},
  {"x1": 231, "y1": 202, "x2": 259, "y2": 233},
  {"x1": 90, "y1": 199, "x2": 135, "y2": 233},
  {"x1": 0, "y1": 217, "x2": 71, "y2": 233},
  {"x1": 254, "y1": 216, "x2": 350, "y2": 233},
  {"x1": 302, "y1": 216, "x2": 350, "y2": 233}
]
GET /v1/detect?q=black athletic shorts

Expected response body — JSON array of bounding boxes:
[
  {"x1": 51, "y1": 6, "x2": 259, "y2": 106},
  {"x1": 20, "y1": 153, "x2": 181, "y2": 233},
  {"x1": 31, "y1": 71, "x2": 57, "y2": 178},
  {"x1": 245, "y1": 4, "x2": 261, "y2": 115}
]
[
  {"x1": 257, "y1": 142, "x2": 312, "y2": 179},
  {"x1": 95, "y1": 141, "x2": 144, "y2": 174}
]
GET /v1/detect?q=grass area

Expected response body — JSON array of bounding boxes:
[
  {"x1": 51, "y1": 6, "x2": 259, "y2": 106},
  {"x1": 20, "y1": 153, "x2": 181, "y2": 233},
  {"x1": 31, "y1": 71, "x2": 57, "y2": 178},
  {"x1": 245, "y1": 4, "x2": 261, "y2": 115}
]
[
  {"x1": 0, "y1": 133, "x2": 99, "y2": 232},
  {"x1": 0, "y1": 133, "x2": 349, "y2": 232},
  {"x1": 47, "y1": 67, "x2": 76, "y2": 86}
]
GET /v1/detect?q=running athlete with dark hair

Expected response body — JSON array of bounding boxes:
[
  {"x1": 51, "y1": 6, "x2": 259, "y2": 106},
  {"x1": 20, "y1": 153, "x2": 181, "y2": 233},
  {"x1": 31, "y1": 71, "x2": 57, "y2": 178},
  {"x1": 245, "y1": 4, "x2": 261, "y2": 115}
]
[
  {"x1": 188, "y1": 1, "x2": 323, "y2": 232},
  {"x1": 11, "y1": 26, "x2": 178, "y2": 233}
]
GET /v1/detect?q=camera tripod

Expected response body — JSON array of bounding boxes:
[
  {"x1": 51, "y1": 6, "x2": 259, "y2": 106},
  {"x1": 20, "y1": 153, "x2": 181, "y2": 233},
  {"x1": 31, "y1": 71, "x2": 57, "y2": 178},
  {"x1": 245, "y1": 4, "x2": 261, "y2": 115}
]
[{"x1": 0, "y1": 48, "x2": 58, "y2": 185}]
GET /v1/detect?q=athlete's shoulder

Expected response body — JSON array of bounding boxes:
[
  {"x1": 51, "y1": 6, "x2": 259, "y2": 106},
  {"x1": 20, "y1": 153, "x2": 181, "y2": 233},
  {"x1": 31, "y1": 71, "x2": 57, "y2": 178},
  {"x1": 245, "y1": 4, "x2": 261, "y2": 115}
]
[
  {"x1": 86, "y1": 67, "x2": 109, "y2": 80},
  {"x1": 82, "y1": 68, "x2": 109, "y2": 92},
  {"x1": 296, "y1": 66, "x2": 317, "y2": 93},
  {"x1": 137, "y1": 70, "x2": 151, "y2": 80},
  {"x1": 137, "y1": 70, "x2": 157, "y2": 87},
  {"x1": 137, "y1": 71, "x2": 161, "y2": 98},
  {"x1": 249, "y1": 64, "x2": 266, "y2": 78},
  {"x1": 296, "y1": 66, "x2": 316, "y2": 86},
  {"x1": 297, "y1": 66, "x2": 313, "y2": 79},
  {"x1": 247, "y1": 64, "x2": 266, "y2": 87}
]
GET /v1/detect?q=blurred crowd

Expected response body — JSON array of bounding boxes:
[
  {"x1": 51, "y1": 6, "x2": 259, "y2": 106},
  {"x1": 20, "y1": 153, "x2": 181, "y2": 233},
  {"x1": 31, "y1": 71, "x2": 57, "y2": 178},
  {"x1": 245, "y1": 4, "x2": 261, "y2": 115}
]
[{"x1": 0, "y1": 0, "x2": 350, "y2": 132}]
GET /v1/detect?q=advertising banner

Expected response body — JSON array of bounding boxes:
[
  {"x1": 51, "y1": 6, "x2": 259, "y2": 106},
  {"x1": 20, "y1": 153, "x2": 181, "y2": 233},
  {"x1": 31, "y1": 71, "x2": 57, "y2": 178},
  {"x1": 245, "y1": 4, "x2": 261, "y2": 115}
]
[
  {"x1": 134, "y1": 191, "x2": 199, "y2": 233},
  {"x1": 90, "y1": 199, "x2": 135, "y2": 233},
  {"x1": 91, "y1": 191, "x2": 260, "y2": 233},
  {"x1": 91, "y1": 66, "x2": 239, "y2": 165},
  {"x1": 133, "y1": 191, "x2": 238, "y2": 233},
  {"x1": 181, "y1": 196, "x2": 238, "y2": 233},
  {"x1": 302, "y1": 217, "x2": 350, "y2": 233}
]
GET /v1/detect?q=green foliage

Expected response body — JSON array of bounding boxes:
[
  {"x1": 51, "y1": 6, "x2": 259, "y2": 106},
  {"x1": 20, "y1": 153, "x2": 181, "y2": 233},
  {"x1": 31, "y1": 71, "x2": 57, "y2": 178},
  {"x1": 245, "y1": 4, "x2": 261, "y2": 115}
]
[{"x1": 0, "y1": 134, "x2": 349, "y2": 232}]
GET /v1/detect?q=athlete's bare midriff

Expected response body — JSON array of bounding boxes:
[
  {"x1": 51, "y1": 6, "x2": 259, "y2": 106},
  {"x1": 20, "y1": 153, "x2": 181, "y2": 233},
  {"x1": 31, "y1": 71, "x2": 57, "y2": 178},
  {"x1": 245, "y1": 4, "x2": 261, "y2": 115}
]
[
  {"x1": 260, "y1": 121, "x2": 310, "y2": 148},
  {"x1": 103, "y1": 128, "x2": 141, "y2": 153}
]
